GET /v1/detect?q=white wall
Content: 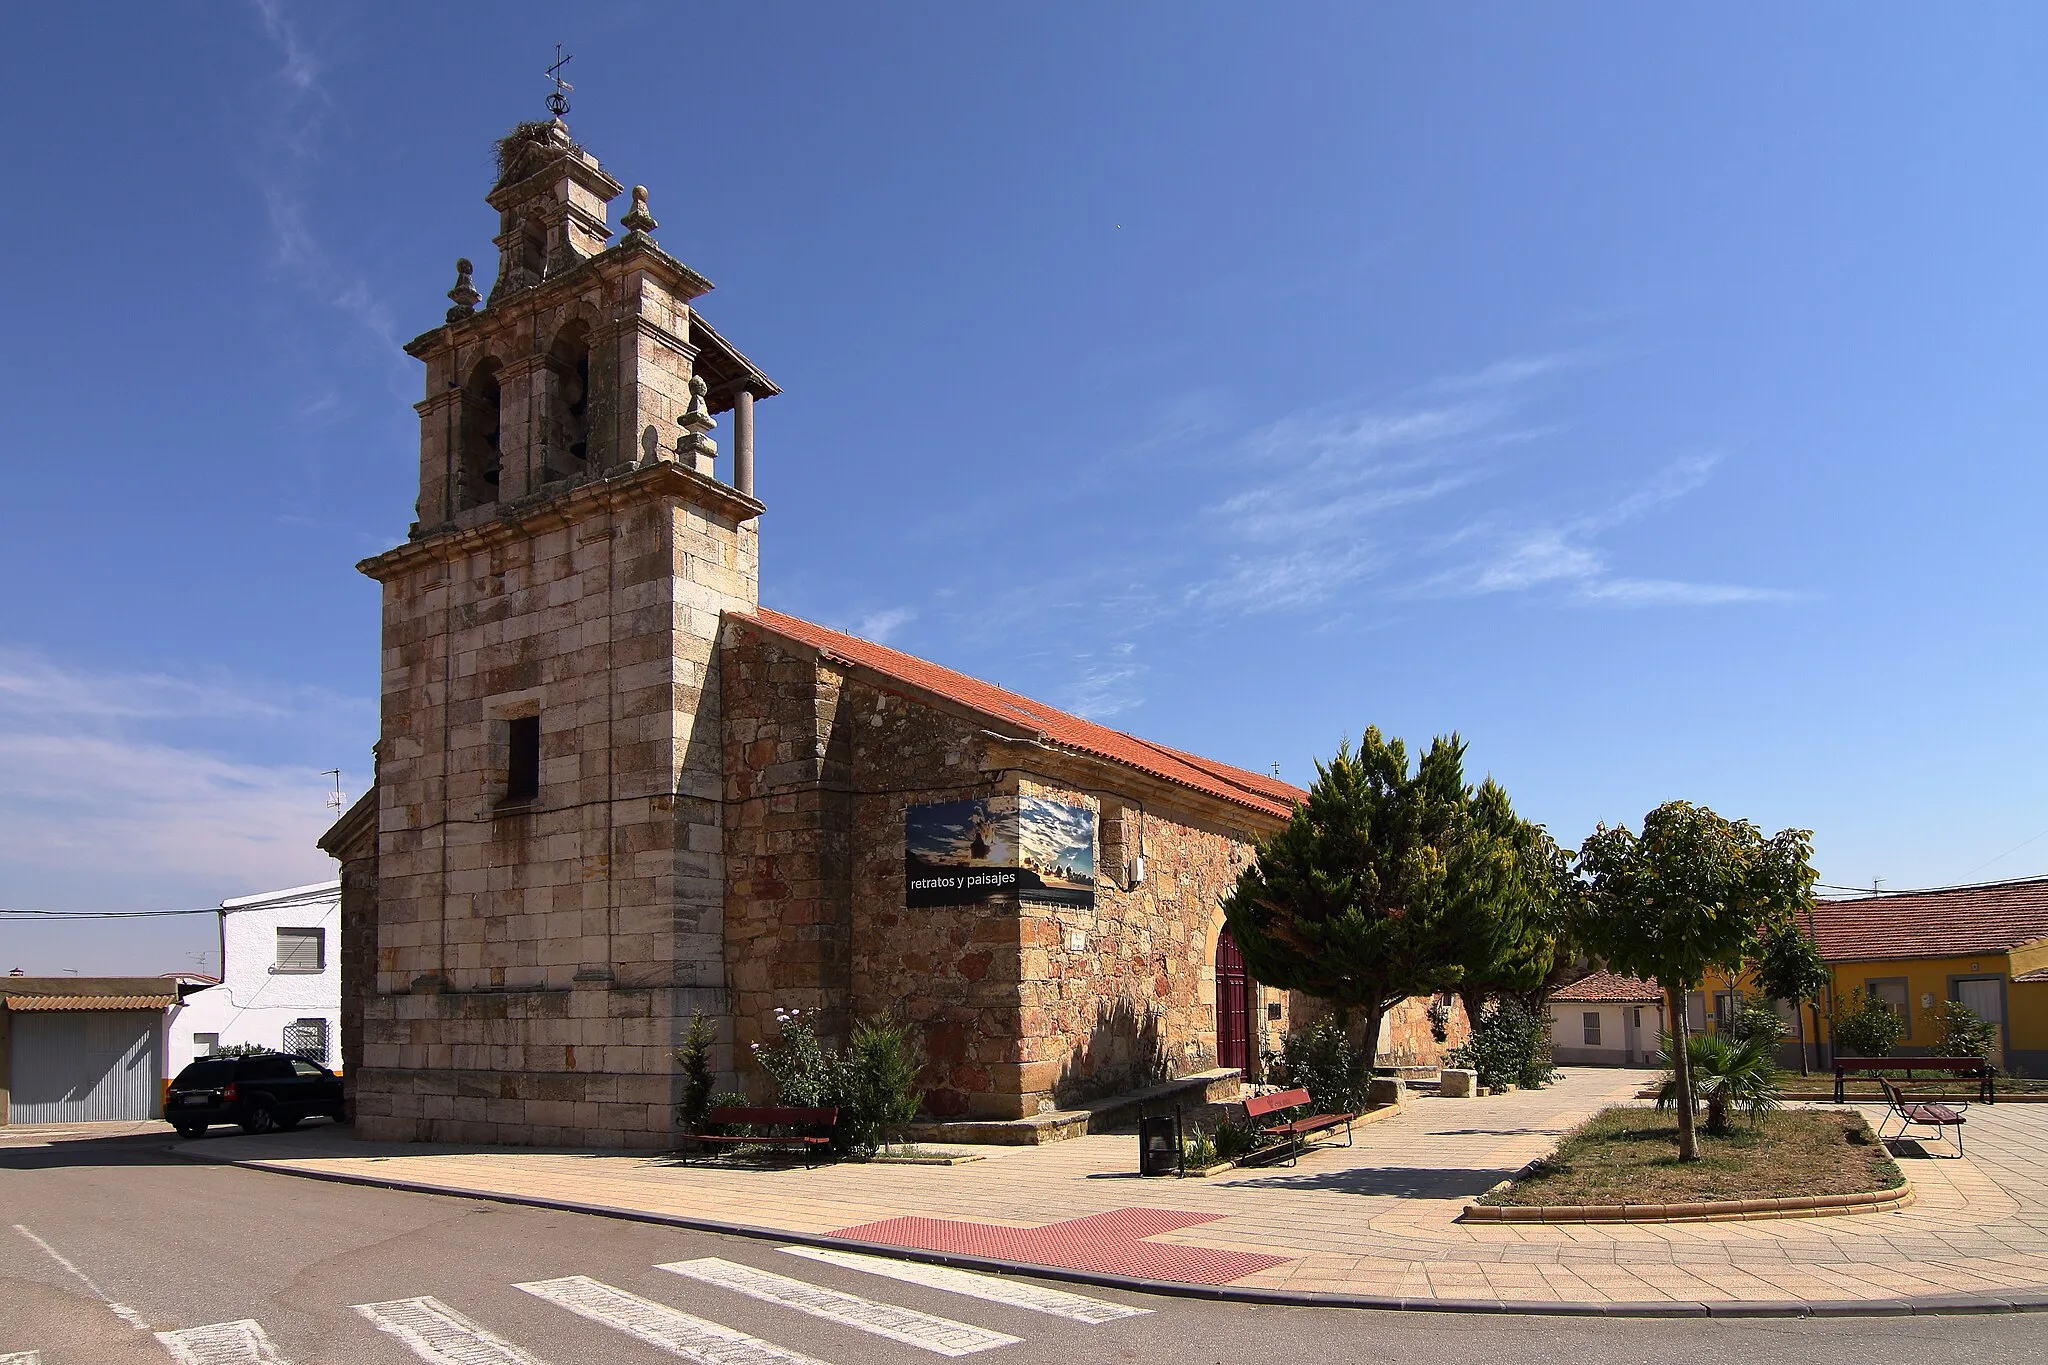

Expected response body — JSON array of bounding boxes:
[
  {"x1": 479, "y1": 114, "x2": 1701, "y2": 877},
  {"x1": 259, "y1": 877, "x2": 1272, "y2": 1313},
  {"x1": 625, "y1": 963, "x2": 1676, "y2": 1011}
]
[
  {"x1": 168, "y1": 881, "x2": 341, "y2": 1073},
  {"x1": 1549, "y1": 1000, "x2": 1667, "y2": 1067}
]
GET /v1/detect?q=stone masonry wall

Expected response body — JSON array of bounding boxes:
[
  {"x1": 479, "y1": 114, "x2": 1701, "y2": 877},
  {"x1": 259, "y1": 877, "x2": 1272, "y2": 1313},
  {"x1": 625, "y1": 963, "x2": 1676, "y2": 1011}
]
[
  {"x1": 720, "y1": 627, "x2": 856, "y2": 1070},
  {"x1": 1012, "y1": 778, "x2": 1282, "y2": 1114},
  {"x1": 721, "y1": 622, "x2": 1288, "y2": 1121},
  {"x1": 356, "y1": 483, "x2": 752, "y2": 1149}
]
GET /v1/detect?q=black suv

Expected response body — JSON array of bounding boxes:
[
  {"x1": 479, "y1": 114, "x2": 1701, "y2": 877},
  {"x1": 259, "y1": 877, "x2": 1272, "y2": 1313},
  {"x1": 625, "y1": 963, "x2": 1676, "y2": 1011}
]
[{"x1": 164, "y1": 1052, "x2": 345, "y2": 1137}]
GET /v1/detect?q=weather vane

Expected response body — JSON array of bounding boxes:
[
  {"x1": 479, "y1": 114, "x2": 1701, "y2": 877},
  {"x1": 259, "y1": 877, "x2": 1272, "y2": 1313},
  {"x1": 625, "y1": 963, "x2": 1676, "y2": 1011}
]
[{"x1": 545, "y1": 43, "x2": 574, "y2": 118}]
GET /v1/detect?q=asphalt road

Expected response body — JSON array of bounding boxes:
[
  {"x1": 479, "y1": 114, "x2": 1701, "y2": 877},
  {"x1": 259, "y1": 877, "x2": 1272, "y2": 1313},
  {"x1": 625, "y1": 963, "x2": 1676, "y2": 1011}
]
[{"x1": 0, "y1": 1125, "x2": 2038, "y2": 1365}]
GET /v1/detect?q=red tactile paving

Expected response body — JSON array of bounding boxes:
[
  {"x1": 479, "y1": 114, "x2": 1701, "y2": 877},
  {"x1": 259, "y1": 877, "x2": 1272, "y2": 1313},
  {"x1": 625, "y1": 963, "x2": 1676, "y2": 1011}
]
[{"x1": 830, "y1": 1207, "x2": 1292, "y2": 1285}]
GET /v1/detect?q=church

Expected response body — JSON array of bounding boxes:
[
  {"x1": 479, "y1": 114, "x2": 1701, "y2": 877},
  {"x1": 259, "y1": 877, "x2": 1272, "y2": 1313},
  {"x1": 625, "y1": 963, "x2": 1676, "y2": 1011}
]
[{"x1": 323, "y1": 111, "x2": 1454, "y2": 1149}]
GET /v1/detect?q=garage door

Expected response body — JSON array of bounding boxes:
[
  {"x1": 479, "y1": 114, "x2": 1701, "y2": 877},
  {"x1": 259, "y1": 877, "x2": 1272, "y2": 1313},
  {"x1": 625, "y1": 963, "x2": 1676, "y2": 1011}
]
[{"x1": 9, "y1": 1011, "x2": 161, "y2": 1123}]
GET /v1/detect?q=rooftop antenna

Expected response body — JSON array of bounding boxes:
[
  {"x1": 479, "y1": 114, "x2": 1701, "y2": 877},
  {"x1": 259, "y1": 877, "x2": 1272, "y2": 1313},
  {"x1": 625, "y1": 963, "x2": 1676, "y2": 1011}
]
[
  {"x1": 545, "y1": 43, "x2": 574, "y2": 119},
  {"x1": 323, "y1": 769, "x2": 345, "y2": 817}
]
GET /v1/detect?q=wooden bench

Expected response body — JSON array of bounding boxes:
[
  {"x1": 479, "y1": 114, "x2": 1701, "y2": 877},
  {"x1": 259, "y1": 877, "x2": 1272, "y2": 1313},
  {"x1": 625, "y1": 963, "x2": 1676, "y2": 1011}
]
[
  {"x1": 1833, "y1": 1056, "x2": 1995, "y2": 1105},
  {"x1": 687, "y1": 1105, "x2": 838, "y2": 1165},
  {"x1": 1877, "y1": 1080, "x2": 1967, "y2": 1157},
  {"x1": 1243, "y1": 1087, "x2": 1357, "y2": 1166}
]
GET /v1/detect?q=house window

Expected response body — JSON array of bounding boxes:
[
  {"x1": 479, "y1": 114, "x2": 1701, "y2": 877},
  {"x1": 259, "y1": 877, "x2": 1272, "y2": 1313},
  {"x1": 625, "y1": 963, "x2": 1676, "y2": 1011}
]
[
  {"x1": 275, "y1": 927, "x2": 325, "y2": 973},
  {"x1": 1866, "y1": 978, "x2": 1911, "y2": 1039},
  {"x1": 192, "y1": 1032, "x2": 219, "y2": 1056},
  {"x1": 1712, "y1": 990, "x2": 1743, "y2": 1030},
  {"x1": 1583, "y1": 1012, "x2": 1602, "y2": 1046},
  {"x1": 504, "y1": 715, "x2": 541, "y2": 805},
  {"x1": 283, "y1": 1017, "x2": 330, "y2": 1065}
]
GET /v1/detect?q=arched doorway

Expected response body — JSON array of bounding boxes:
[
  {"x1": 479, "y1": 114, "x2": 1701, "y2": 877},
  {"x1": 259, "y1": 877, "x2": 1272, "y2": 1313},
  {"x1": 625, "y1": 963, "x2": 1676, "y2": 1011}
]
[{"x1": 1216, "y1": 926, "x2": 1253, "y2": 1074}]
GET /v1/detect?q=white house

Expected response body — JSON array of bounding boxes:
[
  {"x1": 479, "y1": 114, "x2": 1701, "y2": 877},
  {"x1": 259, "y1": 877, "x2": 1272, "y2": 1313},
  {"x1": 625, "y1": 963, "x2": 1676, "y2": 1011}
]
[
  {"x1": 169, "y1": 881, "x2": 342, "y2": 1072},
  {"x1": 1548, "y1": 971, "x2": 1669, "y2": 1067}
]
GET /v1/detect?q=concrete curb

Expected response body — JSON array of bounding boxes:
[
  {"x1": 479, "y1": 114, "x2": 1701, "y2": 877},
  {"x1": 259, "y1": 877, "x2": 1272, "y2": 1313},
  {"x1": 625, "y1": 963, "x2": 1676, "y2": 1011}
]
[
  {"x1": 168, "y1": 1142, "x2": 2048, "y2": 1320},
  {"x1": 1461, "y1": 1181, "x2": 1915, "y2": 1224}
]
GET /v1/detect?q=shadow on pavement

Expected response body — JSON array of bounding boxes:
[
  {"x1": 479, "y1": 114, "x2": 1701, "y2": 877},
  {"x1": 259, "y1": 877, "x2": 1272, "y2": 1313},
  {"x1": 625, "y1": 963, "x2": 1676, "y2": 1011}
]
[
  {"x1": 0, "y1": 1118, "x2": 351, "y2": 1171},
  {"x1": 1224, "y1": 1165, "x2": 1518, "y2": 1198}
]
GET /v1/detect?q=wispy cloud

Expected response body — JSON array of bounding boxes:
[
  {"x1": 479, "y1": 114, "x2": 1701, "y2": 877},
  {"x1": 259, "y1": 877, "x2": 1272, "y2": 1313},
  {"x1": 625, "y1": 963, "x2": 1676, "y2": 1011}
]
[
  {"x1": 0, "y1": 648, "x2": 368, "y2": 901},
  {"x1": 1418, "y1": 452, "x2": 1797, "y2": 607},
  {"x1": 244, "y1": 3, "x2": 401, "y2": 353},
  {"x1": 850, "y1": 607, "x2": 916, "y2": 644},
  {"x1": 1061, "y1": 644, "x2": 1145, "y2": 719}
]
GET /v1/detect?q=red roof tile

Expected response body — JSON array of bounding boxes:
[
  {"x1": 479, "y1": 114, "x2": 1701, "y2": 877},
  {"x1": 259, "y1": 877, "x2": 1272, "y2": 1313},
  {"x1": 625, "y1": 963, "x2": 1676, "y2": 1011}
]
[
  {"x1": 5, "y1": 994, "x2": 176, "y2": 1011},
  {"x1": 1806, "y1": 877, "x2": 2048, "y2": 962},
  {"x1": 2014, "y1": 967, "x2": 2048, "y2": 984},
  {"x1": 738, "y1": 609, "x2": 1305, "y2": 821},
  {"x1": 1552, "y1": 971, "x2": 1665, "y2": 1003}
]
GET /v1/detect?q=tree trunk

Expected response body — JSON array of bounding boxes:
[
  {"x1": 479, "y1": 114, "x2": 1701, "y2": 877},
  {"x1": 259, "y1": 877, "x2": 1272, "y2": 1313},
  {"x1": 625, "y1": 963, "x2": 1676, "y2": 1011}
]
[
  {"x1": 1360, "y1": 1001, "x2": 1388, "y2": 1075},
  {"x1": 1810, "y1": 999, "x2": 1826, "y2": 1074},
  {"x1": 1668, "y1": 984, "x2": 1700, "y2": 1162},
  {"x1": 1793, "y1": 996, "x2": 1810, "y2": 1077}
]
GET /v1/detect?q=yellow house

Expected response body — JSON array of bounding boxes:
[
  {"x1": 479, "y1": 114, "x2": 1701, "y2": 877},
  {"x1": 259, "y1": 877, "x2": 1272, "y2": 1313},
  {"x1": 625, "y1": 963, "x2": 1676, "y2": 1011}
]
[
  {"x1": 1802, "y1": 877, "x2": 2048, "y2": 1077},
  {"x1": 1612, "y1": 877, "x2": 2048, "y2": 1078}
]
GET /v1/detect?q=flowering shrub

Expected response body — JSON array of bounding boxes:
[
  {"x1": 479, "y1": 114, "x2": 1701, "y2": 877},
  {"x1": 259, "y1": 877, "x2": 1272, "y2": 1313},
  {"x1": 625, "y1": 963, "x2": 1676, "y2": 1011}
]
[
  {"x1": 753, "y1": 1008, "x2": 924, "y2": 1156},
  {"x1": 754, "y1": 1008, "x2": 837, "y2": 1107}
]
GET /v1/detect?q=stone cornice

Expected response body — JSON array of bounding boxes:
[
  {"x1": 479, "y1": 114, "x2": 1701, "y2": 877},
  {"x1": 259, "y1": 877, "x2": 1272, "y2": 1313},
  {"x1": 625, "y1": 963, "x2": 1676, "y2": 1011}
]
[
  {"x1": 405, "y1": 240, "x2": 715, "y2": 360},
  {"x1": 361, "y1": 461, "x2": 763, "y2": 581}
]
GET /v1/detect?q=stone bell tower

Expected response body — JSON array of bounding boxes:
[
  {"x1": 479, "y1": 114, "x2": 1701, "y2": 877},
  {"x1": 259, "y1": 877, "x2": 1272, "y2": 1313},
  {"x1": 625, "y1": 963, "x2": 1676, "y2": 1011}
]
[{"x1": 351, "y1": 111, "x2": 778, "y2": 1147}]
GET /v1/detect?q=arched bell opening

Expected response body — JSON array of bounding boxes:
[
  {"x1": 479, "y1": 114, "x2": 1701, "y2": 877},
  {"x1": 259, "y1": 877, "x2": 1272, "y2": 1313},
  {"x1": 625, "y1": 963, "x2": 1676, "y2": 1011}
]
[
  {"x1": 457, "y1": 358, "x2": 503, "y2": 511},
  {"x1": 542, "y1": 320, "x2": 592, "y2": 481}
]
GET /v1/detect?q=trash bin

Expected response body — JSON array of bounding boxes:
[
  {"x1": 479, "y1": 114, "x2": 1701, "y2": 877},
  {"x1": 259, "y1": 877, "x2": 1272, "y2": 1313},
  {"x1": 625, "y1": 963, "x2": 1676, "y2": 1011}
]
[{"x1": 1138, "y1": 1112, "x2": 1180, "y2": 1177}]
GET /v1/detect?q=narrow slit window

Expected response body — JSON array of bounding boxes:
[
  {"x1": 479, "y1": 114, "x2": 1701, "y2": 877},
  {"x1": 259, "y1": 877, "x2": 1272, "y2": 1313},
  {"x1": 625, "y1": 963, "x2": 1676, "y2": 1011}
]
[
  {"x1": 506, "y1": 715, "x2": 541, "y2": 804},
  {"x1": 1583, "y1": 1011, "x2": 1602, "y2": 1046}
]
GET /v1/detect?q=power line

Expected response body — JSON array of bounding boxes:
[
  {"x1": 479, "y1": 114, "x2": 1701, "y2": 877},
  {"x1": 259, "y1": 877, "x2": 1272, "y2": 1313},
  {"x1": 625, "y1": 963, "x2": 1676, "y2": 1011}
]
[{"x1": 0, "y1": 906, "x2": 219, "y2": 920}]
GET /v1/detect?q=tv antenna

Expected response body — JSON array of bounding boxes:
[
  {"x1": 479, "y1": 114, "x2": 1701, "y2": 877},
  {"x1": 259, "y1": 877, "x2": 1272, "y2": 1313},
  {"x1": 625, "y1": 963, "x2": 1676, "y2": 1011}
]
[
  {"x1": 545, "y1": 43, "x2": 574, "y2": 118},
  {"x1": 323, "y1": 769, "x2": 345, "y2": 816}
]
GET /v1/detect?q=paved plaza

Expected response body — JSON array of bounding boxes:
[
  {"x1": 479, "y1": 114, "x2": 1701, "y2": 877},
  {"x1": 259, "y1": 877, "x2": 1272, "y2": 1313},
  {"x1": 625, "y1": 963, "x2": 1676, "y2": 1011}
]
[{"x1": 104, "y1": 1067, "x2": 2048, "y2": 1310}]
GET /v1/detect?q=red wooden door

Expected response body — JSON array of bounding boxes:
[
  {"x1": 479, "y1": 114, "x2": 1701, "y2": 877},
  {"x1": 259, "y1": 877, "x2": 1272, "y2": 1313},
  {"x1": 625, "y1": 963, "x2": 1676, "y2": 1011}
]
[{"x1": 1216, "y1": 926, "x2": 1251, "y2": 1073}]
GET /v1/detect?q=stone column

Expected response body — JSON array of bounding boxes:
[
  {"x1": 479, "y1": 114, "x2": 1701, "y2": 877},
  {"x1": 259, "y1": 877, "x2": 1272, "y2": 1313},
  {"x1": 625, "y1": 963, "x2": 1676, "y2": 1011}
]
[{"x1": 733, "y1": 388, "x2": 755, "y2": 498}]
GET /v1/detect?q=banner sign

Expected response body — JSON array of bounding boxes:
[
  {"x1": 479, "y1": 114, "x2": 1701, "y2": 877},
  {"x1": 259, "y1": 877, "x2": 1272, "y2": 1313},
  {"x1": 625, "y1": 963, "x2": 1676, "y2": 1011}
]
[{"x1": 905, "y1": 796, "x2": 1096, "y2": 908}]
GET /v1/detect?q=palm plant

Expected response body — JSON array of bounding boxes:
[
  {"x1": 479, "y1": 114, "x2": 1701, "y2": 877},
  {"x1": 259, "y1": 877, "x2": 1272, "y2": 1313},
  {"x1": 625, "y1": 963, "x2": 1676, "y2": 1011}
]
[{"x1": 1654, "y1": 1031, "x2": 1782, "y2": 1136}]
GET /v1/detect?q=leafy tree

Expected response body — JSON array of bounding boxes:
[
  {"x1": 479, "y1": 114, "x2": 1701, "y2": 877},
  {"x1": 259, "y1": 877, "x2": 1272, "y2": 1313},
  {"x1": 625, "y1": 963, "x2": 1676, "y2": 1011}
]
[
  {"x1": 1921, "y1": 999, "x2": 1998, "y2": 1063},
  {"x1": 674, "y1": 1011, "x2": 718, "y2": 1130},
  {"x1": 1654, "y1": 1031, "x2": 1783, "y2": 1136},
  {"x1": 1440, "y1": 779, "x2": 1576, "y2": 1028},
  {"x1": 1574, "y1": 802, "x2": 1816, "y2": 1161},
  {"x1": 1754, "y1": 921, "x2": 1831, "y2": 1076},
  {"x1": 1831, "y1": 993, "x2": 1905, "y2": 1059},
  {"x1": 1222, "y1": 729, "x2": 1476, "y2": 1058}
]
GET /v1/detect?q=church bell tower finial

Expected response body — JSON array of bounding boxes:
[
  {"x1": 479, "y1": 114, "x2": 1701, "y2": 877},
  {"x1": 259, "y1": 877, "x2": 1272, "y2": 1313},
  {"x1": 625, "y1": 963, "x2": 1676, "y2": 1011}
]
[{"x1": 545, "y1": 43, "x2": 573, "y2": 119}]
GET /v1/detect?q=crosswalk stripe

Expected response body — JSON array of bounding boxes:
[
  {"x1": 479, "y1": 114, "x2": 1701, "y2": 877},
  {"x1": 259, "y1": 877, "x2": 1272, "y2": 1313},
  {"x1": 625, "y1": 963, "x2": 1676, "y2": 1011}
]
[
  {"x1": 0, "y1": 1351, "x2": 43, "y2": 1364},
  {"x1": 515, "y1": 1276, "x2": 830, "y2": 1365},
  {"x1": 153, "y1": 1320, "x2": 292, "y2": 1365},
  {"x1": 658, "y1": 1257, "x2": 1023, "y2": 1357},
  {"x1": 778, "y1": 1246, "x2": 1152, "y2": 1323},
  {"x1": 354, "y1": 1296, "x2": 550, "y2": 1365}
]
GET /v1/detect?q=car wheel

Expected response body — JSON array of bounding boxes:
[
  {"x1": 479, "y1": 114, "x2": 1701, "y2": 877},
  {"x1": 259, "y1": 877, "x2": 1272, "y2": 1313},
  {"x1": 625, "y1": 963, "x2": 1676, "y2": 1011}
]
[
  {"x1": 173, "y1": 1123, "x2": 206, "y2": 1138},
  {"x1": 240, "y1": 1103, "x2": 277, "y2": 1135}
]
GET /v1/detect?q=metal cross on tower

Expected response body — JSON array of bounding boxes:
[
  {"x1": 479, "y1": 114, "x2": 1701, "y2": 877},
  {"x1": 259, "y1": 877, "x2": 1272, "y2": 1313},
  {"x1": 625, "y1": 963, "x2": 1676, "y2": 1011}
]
[{"x1": 545, "y1": 43, "x2": 574, "y2": 118}]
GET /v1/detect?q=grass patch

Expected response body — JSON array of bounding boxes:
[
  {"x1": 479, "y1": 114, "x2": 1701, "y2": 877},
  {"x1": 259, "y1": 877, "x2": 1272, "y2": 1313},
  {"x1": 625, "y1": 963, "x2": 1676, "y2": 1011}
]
[{"x1": 1482, "y1": 1107, "x2": 1903, "y2": 1207}]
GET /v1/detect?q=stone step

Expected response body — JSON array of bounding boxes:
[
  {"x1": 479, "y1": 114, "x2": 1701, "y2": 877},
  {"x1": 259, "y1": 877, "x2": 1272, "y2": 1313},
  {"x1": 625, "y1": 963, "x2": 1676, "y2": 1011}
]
[{"x1": 902, "y1": 1068, "x2": 1244, "y2": 1146}]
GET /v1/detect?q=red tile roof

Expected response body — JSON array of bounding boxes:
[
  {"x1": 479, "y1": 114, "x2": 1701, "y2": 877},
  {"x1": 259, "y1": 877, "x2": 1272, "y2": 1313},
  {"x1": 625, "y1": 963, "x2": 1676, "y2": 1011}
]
[
  {"x1": 738, "y1": 609, "x2": 1305, "y2": 821},
  {"x1": 1552, "y1": 971, "x2": 1665, "y2": 1003},
  {"x1": 2015, "y1": 967, "x2": 2048, "y2": 985},
  {"x1": 1806, "y1": 876, "x2": 2048, "y2": 962},
  {"x1": 5, "y1": 993, "x2": 176, "y2": 1011}
]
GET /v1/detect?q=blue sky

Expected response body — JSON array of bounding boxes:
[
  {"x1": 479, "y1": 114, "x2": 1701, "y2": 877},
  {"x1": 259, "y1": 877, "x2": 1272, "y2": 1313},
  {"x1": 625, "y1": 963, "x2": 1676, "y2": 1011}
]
[{"x1": 5, "y1": 3, "x2": 2046, "y2": 973}]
